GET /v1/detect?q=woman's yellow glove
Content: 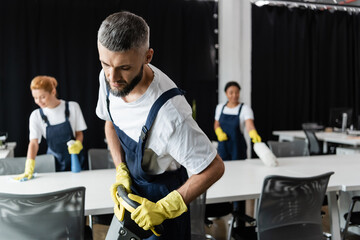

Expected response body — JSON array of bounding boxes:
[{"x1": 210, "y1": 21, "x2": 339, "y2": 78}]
[
  {"x1": 215, "y1": 127, "x2": 228, "y2": 142},
  {"x1": 13, "y1": 158, "x2": 35, "y2": 181},
  {"x1": 67, "y1": 140, "x2": 83, "y2": 154},
  {"x1": 128, "y1": 190, "x2": 188, "y2": 231},
  {"x1": 249, "y1": 129, "x2": 262, "y2": 143},
  {"x1": 111, "y1": 163, "x2": 132, "y2": 221}
]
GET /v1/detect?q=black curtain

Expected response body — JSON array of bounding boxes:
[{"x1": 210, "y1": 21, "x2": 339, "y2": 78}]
[
  {"x1": 0, "y1": 0, "x2": 218, "y2": 157},
  {"x1": 251, "y1": 5, "x2": 360, "y2": 142}
]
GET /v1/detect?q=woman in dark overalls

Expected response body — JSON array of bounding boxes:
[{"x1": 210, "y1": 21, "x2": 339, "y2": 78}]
[
  {"x1": 212, "y1": 81, "x2": 262, "y2": 228},
  {"x1": 15, "y1": 75, "x2": 87, "y2": 181},
  {"x1": 214, "y1": 81, "x2": 261, "y2": 160}
]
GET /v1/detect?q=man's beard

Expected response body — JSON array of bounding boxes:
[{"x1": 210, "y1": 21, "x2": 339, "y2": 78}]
[{"x1": 106, "y1": 65, "x2": 144, "y2": 97}]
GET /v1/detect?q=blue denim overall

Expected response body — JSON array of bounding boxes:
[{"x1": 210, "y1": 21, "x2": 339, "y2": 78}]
[
  {"x1": 217, "y1": 102, "x2": 247, "y2": 160},
  {"x1": 106, "y1": 87, "x2": 190, "y2": 240},
  {"x1": 39, "y1": 102, "x2": 85, "y2": 171}
]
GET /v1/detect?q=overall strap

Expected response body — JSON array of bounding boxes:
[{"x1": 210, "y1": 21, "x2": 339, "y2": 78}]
[
  {"x1": 106, "y1": 81, "x2": 114, "y2": 123},
  {"x1": 65, "y1": 101, "x2": 70, "y2": 120},
  {"x1": 65, "y1": 101, "x2": 75, "y2": 138},
  {"x1": 39, "y1": 108, "x2": 50, "y2": 126},
  {"x1": 220, "y1": 101, "x2": 228, "y2": 114},
  {"x1": 237, "y1": 103, "x2": 244, "y2": 116},
  {"x1": 140, "y1": 88, "x2": 185, "y2": 143}
]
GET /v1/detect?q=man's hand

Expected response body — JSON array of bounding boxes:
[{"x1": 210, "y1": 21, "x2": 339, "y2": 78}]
[
  {"x1": 111, "y1": 163, "x2": 132, "y2": 221},
  {"x1": 13, "y1": 158, "x2": 35, "y2": 181},
  {"x1": 128, "y1": 190, "x2": 187, "y2": 231}
]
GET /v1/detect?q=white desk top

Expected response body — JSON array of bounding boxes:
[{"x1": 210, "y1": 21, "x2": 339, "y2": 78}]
[
  {"x1": 0, "y1": 149, "x2": 11, "y2": 159},
  {"x1": 0, "y1": 169, "x2": 115, "y2": 216},
  {"x1": 205, "y1": 154, "x2": 358, "y2": 204},
  {"x1": 273, "y1": 130, "x2": 360, "y2": 146},
  {"x1": 0, "y1": 142, "x2": 17, "y2": 158},
  {"x1": 1, "y1": 154, "x2": 360, "y2": 215}
]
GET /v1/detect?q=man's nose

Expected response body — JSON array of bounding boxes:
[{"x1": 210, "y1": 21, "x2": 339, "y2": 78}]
[{"x1": 108, "y1": 68, "x2": 122, "y2": 82}]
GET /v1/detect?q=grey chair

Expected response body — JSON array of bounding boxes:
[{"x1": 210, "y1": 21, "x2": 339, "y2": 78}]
[
  {"x1": 303, "y1": 129, "x2": 323, "y2": 155},
  {"x1": 190, "y1": 191, "x2": 216, "y2": 240},
  {"x1": 88, "y1": 148, "x2": 114, "y2": 170},
  {"x1": 0, "y1": 186, "x2": 86, "y2": 240},
  {"x1": 87, "y1": 148, "x2": 114, "y2": 228},
  {"x1": 267, "y1": 140, "x2": 309, "y2": 157},
  {"x1": 256, "y1": 172, "x2": 334, "y2": 240},
  {"x1": 0, "y1": 154, "x2": 56, "y2": 175},
  {"x1": 342, "y1": 196, "x2": 360, "y2": 240}
]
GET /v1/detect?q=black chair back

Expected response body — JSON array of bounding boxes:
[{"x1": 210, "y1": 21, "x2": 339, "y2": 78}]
[
  {"x1": 0, "y1": 187, "x2": 86, "y2": 240},
  {"x1": 257, "y1": 172, "x2": 334, "y2": 240},
  {"x1": 267, "y1": 140, "x2": 309, "y2": 157},
  {"x1": 303, "y1": 129, "x2": 322, "y2": 155}
]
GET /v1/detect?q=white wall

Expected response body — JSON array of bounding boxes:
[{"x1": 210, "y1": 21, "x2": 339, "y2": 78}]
[
  {"x1": 218, "y1": 0, "x2": 252, "y2": 105},
  {"x1": 218, "y1": 0, "x2": 253, "y2": 157}
]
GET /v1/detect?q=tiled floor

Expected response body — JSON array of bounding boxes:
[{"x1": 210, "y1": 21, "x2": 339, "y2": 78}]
[{"x1": 91, "y1": 206, "x2": 360, "y2": 240}]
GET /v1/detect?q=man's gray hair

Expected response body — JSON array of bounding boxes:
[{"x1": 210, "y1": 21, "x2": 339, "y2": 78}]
[{"x1": 98, "y1": 11, "x2": 150, "y2": 52}]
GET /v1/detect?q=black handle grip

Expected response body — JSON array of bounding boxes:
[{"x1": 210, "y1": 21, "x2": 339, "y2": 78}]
[
  {"x1": 117, "y1": 185, "x2": 140, "y2": 210},
  {"x1": 116, "y1": 185, "x2": 164, "y2": 235}
]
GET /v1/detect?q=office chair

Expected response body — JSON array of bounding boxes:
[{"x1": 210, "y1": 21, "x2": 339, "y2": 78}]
[
  {"x1": 256, "y1": 172, "x2": 334, "y2": 240},
  {"x1": 88, "y1": 148, "x2": 115, "y2": 227},
  {"x1": 267, "y1": 140, "x2": 309, "y2": 157},
  {"x1": 0, "y1": 154, "x2": 56, "y2": 175},
  {"x1": 190, "y1": 191, "x2": 216, "y2": 240},
  {"x1": 0, "y1": 186, "x2": 86, "y2": 240},
  {"x1": 302, "y1": 129, "x2": 323, "y2": 155},
  {"x1": 342, "y1": 196, "x2": 360, "y2": 240},
  {"x1": 88, "y1": 148, "x2": 115, "y2": 170}
]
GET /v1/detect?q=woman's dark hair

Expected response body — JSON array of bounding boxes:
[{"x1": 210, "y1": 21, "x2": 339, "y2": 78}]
[{"x1": 224, "y1": 81, "x2": 241, "y2": 92}]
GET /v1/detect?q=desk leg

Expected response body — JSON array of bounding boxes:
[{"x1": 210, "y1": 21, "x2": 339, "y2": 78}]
[
  {"x1": 323, "y1": 141, "x2": 328, "y2": 154},
  {"x1": 328, "y1": 191, "x2": 341, "y2": 240}
]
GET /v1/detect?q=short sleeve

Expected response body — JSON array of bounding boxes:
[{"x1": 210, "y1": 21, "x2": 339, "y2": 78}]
[
  {"x1": 166, "y1": 116, "x2": 217, "y2": 174},
  {"x1": 72, "y1": 102, "x2": 87, "y2": 131},
  {"x1": 96, "y1": 70, "x2": 112, "y2": 121},
  {"x1": 29, "y1": 110, "x2": 42, "y2": 143},
  {"x1": 240, "y1": 104, "x2": 254, "y2": 121},
  {"x1": 214, "y1": 103, "x2": 224, "y2": 121}
]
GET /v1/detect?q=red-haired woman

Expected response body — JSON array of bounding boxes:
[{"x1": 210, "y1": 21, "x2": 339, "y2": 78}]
[{"x1": 15, "y1": 75, "x2": 87, "y2": 180}]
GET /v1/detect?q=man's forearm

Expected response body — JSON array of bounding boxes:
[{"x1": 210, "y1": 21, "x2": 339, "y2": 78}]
[
  {"x1": 105, "y1": 121, "x2": 124, "y2": 167},
  {"x1": 177, "y1": 154, "x2": 224, "y2": 204}
]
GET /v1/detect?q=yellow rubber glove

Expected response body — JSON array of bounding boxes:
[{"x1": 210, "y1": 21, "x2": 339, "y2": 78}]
[
  {"x1": 128, "y1": 190, "x2": 188, "y2": 231},
  {"x1": 13, "y1": 158, "x2": 35, "y2": 181},
  {"x1": 249, "y1": 129, "x2": 262, "y2": 143},
  {"x1": 111, "y1": 163, "x2": 132, "y2": 221},
  {"x1": 215, "y1": 127, "x2": 228, "y2": 142},
  {"x1": 68, "y1": 140, "x2": 83, "y2": 154}
]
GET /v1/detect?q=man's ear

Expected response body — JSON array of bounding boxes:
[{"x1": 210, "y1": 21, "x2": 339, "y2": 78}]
[{"x1": 145, "y1": 48, "x2": 154, "y2": 64}]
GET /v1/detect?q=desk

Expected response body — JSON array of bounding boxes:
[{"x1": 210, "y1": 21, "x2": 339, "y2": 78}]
[
  {"x1": 1, "y1": 155, "x2": 360, "y2": 240},
  {"x1": 207, "y1": 154, "x2": 360, "y2": 240},
  {"x1": 273, "y1": 130, "x2": 360, "y2": 153},
  {"x1": 0, "y1": 169, "x2": 115, "y2": 216},
  {"x1": 0, "y1": 142, "x2": 17, "y2": 158}
]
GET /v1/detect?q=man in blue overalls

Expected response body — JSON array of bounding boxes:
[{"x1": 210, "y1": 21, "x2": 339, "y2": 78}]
[{"x1": 95, "y1": 11, "x2": 224, "y2": 239}]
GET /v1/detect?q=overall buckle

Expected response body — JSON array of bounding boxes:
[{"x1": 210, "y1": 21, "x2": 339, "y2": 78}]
[{"x1": 140, "y1": 126, "x2": 148, "y2": 142}]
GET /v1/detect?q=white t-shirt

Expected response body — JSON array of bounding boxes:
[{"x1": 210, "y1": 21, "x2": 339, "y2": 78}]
[
  {"x1": 29, "y1": 100, "x2": 87, "y2": 143},
  {"x1": 214, "y1": 103, "x2": 254, "y2": 134},
  {"x1": 96, "y1": 64, "x2": 216, "y2": 175}
]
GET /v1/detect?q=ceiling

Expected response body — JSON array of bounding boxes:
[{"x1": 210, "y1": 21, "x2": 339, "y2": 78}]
[{"x1": 251, "y1": 0, "x2": 360, "y2": 12}]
